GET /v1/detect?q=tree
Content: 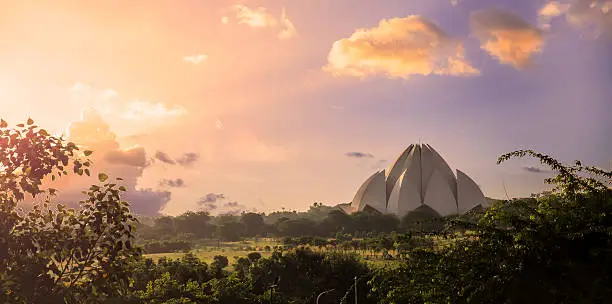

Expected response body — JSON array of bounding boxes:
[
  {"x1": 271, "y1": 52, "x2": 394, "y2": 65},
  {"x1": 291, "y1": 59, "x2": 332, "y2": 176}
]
[
  {"x1": 0, "y1": 119, "x2": 140, "y2": 303},
  {"x1": 175, "y1": 211, "x2": 213, "y2": 238},
  {"x1": 370, "y1": 150, "x2": 612, "y2": 303},
  {"x1": 241, "y1": 212, "x2": 264, "y2": 237}
]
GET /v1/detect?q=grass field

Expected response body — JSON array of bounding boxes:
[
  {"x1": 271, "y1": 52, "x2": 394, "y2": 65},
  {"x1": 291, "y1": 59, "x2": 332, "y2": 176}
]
[
  {"x1": 144, "y1": 238, "x2": 280, "y2": 264},
  {"x1": 143, "y1": 235, "x2": 455, "y2": 267}
]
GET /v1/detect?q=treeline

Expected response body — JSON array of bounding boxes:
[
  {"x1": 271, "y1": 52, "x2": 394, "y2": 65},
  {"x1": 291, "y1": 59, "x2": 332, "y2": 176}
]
[
  {"x1": 136, "y1": 203, "x2": 469, "y2": 245},
  {"x1": 3, "y1": 120, "x2": 612, "y2": 303}
]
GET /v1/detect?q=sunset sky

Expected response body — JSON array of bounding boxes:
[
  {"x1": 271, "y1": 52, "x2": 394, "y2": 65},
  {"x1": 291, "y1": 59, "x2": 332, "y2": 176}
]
[{"x1": 1, "y1": 0, "x2": 611, "y2": 216}]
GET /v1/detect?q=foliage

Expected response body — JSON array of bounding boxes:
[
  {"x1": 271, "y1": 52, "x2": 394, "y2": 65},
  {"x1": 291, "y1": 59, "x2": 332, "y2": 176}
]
[
  {"x1": 0, "y1": 119, "x2": 140, "y2": 303},
  {"x1": 370, "y1": 150, "x2": 612, "y2": 303}
]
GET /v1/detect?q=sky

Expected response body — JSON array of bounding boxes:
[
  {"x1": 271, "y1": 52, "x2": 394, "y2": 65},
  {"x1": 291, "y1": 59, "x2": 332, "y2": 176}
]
[{"x1": 1, "y1": 0, "x2": 611, "y2": 216}]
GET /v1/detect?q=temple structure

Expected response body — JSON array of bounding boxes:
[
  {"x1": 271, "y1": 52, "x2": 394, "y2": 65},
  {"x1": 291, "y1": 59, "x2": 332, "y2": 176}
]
[{"x1": 345, "y1": 144, "x2": 485, "y2": 216}]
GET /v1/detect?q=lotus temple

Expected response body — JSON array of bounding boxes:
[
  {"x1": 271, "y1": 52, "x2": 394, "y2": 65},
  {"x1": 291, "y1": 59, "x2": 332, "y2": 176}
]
[{"x1": 342, "y1": 144, "x2": 486, "y2": 217}]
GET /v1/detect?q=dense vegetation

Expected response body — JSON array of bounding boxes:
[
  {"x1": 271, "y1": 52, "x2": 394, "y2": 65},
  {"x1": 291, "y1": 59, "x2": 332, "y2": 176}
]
[{"x1": 1, "y1": 119, "x2": 611, "y2": 303}]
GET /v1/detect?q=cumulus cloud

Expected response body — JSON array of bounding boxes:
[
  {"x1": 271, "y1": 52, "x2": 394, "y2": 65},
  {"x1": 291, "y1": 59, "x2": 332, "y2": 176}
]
[
  {"x1": 122, "y1": 189, "x2": 171, "y2": 215},
  {"x1": 345, "y1": 152, "x2": 374, "y2": 158},
  {"x1": 47, "y1": 110, "x2": 170, "y2": 216},
  {"x1": 538, "y1": 1, "x2": 570, "y2": 29},
  {"x1": 159, "y1": 178, "x2": 185, "y2": 188},
  {"x1": 154, "y1": 151, "x2": 176, "y2": 165},
  {"x1": 183, "y1": 54, "x2": 208, "y2": 64},
  {"x1": 122, "y1": 100, "x2": 187, "y2": 121},
  {"x1": 235, "y1": 4, "x2": 277, "y2": 28},
  {"x1": 221, "y1": 16, "x2": 229, "y2": 25},
  {"x1": 325, "y1": 15, "x2": 479, "y2": 79},
  {"x1": 233, "y1": 4, "x2": 297, "y2": 39},
  {"x1": 104, "y1": 146, "x2": 148, "y2": 167},
  {"x1": 523, "y1": 166, "x2": 550, "y2": 173},
  {"x1": 471, "y1": 9, "x2": 544, "y2": 68}
]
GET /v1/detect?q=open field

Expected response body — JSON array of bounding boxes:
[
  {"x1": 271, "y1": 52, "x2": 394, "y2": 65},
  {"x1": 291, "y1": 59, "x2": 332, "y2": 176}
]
[
  {"x1": 142, "y1": 236, "x2": 453, "y2": 268},
  {"x1": 144, "y1": 238, "x2": 280, "y2": 264}
]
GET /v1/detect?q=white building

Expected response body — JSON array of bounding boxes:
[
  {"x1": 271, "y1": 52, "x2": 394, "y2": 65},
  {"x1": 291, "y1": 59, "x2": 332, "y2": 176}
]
[{"x1": 345, "y1": 144, "x2": 485, "y2": 217}]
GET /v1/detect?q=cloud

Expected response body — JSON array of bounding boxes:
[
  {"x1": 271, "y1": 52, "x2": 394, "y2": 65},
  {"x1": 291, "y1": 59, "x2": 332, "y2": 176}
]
[
  {"x1": 183, "y1": 54, "x2": 208, "y2": 64},
  {"x1": 224, "y1": 201, "x2": 240, "y2": 207},
  {"x1": 522, "y1": 166, "x2": 550, "y2": 173},
  {"x1": 471, "y1": 9, "x2": 544, "y2": 68},
  {"x1": 324, "y1": 15, "x2": 479, "y2": 79},
  {"x1": 122, "y1": 100, "x2": 187, "y2": 121},
  {"x1": 46, "y1": 110, "x2": 170, "y2": 216},
  {"x1": 220, "y1": 200, "x2": 248, "y2": 216},
  {"x1": 235, "y1": 4, "x2": 277, "y2": 28},
  {"x1": 221, "y1": 16, "x2": 229, "y2": 25},
  {"x1": 215, "y1": 119, "x2": 223, "y2": 130},
  {"x1": 538, "y1": 1, "x2": 570, "y2": 29},
  {"x1": 104, "y1": 146, "x2": 148, "y2": 167},
  {"x1": 198, "y1": 193, "x2": 226, "y2": 204},
  {"x1": 154, "y1": 151, "x2": 176, "y2": 165},
  {"x1": 277, "y1": 9, "x2": 297, "y2": 40},
  {"x1": 233, "y1": 4, "x2": 297, "y2": 39},
  {"x1": 153, "y1": 151, "x2": 199, "y2": 166},
  {"x1": 564, "y1": 0, "x2": 612, "y2": 39},
  {"x1": 159, "y1": 178, "x2": 185, "y2": 188},
  {"x1": 122, "y1": 189, "x2": 171, "y2": 216},
  {"x1": 176, "y1": 152, "x2": 199, "y2": 166},
  {"x1": 345, "y1": 152, "x2": 374, "y2": 158}
]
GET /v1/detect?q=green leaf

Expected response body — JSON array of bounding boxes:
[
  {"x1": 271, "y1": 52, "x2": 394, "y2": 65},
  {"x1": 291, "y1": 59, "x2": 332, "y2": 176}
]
[
  {"x1": 84, "y1": 150, "x2": 93, "y2": 156},
  {"x1": 85, "y1": 169, "x2": 90, "y2": 176},
  {"x1": 27, "y1": 117, "x2": 34, "y2": 125},
  {"x1": 119, "y1": 186, "x2": 126, "y2": 191},
  {"x1": 16, "y1": 123, "x2": 24, "y2": 127},
  {"x1": 98, "y1": 173, "x2": 109, "y2": 183},
  {"x1": 0, "y1": 119, "x2": 7, "y2": 128}
]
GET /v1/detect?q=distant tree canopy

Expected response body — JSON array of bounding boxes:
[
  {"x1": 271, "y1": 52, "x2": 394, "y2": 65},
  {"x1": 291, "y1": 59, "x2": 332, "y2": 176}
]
[{"x1": 135, "y1": 201, "x2": 449, "y2": 245}]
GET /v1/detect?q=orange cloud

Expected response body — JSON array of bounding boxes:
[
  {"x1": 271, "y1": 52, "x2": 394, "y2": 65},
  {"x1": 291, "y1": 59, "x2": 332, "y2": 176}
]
[
  {"x1": 324, "y1": 15, "x2": 479, "y2": 79},
  {"x1": 46, "y1": 110, "x2": 169, "y2": 215},
  {"x1": 471, "y1": 9, "x2": 544, "y2": 69},
  {"x1": 538, "y1": 1, "x2": 570, "y2": 29},
  {"x1": 235, "y1": 4, "x2": 278, "y2": 28}
]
